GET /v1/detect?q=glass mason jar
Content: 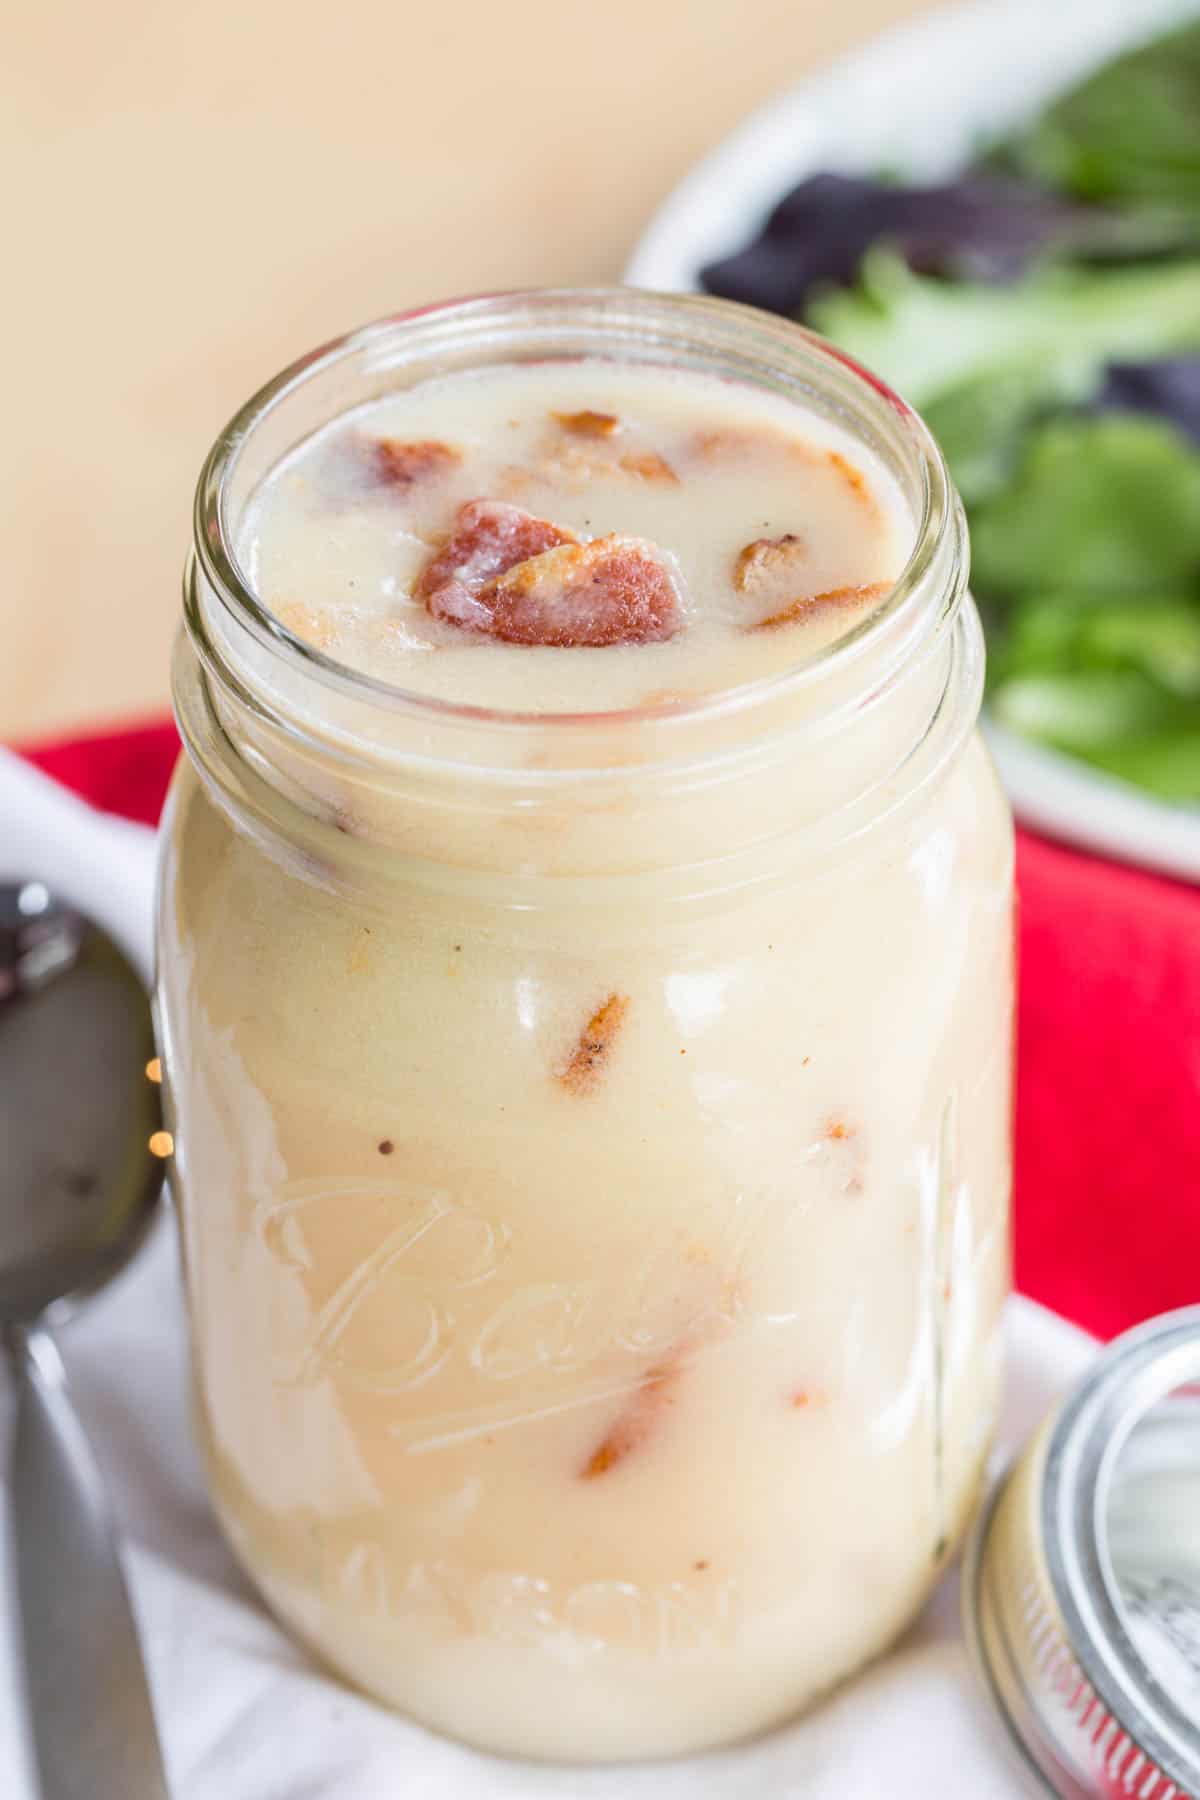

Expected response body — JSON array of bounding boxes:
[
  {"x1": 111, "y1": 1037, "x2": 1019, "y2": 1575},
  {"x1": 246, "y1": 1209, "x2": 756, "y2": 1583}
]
[{"x1": 157, "y1": 290, "x2": 1014, "y2": 1762}]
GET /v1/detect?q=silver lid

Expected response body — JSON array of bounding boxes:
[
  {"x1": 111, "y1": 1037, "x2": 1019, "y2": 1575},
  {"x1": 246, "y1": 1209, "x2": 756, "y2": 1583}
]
[{"x1": 964, "y1": 1307, "x2": 1200, "y2": 1798}]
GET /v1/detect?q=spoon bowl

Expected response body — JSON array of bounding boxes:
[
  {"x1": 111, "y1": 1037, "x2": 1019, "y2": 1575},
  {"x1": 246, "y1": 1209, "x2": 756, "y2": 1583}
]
[
  {"x1": 0, "y1": 880, "x2": 164, "y2": 1325},
  {"x1": 0, "y1": 878, "x2": 171, "y2": 1799}
]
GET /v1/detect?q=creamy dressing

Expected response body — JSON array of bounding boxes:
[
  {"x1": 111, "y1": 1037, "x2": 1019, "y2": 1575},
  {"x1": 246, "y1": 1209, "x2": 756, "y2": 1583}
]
[{"x1": 237, "y1": 361, "x2": 913, "y2": 712}]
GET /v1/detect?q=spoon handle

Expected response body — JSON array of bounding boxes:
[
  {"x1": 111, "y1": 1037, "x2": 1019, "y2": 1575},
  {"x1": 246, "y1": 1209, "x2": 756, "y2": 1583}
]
[{"x1": 9, "y1": 1329, "x2": 170, "y2": 1799}]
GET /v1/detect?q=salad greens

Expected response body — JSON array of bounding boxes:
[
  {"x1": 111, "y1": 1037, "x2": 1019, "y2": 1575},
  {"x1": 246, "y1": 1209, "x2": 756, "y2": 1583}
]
[
  {"x1": 807, "y1": 254, "x2": 1200, "y2": 425},
  {"x1": 993, "y1": 593, "x2": 1200, "y2": 698},
  {"x1": 810, "y1": 253, "x2": 1200, "y2": 801},
  {"x1": 1094, "y1": 358, "x2": 1200, "y2": 447},
  {"x1": 701, "y1": 17, "x2": 1200, "y2": 807},
  {"x1": 989, "y1": 17, "x2": 1200, "y2": 210},
  {"x1": 700, "y1": 172, "x2": 1104, "y2": 316},
  {"x1": 969, "y1": 417, "x2": 1200, "y2": 598}
]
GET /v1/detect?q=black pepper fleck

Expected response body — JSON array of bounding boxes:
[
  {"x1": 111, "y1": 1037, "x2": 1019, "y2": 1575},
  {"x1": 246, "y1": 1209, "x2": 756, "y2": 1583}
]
[{"x1": 378, "y1": 1139, "x2": 395, "y2": 1156}]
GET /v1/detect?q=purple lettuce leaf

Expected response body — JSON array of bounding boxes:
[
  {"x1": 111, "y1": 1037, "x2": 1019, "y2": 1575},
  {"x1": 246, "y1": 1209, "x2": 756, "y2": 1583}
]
[
  {"x1": 699, "y1": 172, "x2": 1151, "y2": 318},
  {"x1": 1093, "y1": 358, "x2": 1200, "y2": 447}
]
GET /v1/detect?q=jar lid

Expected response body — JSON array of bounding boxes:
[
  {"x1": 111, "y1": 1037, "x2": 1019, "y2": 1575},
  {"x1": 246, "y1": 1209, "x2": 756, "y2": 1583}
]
[{"x1": 964, "y1": 1307, "x2": 1200, "y2": 1798}]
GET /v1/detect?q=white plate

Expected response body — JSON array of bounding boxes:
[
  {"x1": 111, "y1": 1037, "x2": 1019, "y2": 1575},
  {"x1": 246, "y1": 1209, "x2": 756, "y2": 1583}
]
[{"x1": 625, "y1": 0, "x2": 1200, "y2": 883}]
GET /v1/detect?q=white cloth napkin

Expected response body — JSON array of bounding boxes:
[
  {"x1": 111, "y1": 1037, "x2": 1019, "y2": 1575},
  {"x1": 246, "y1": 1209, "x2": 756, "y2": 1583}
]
[{"x1": 0, "y1": 746, "x2": 1092, "y2": 1798}]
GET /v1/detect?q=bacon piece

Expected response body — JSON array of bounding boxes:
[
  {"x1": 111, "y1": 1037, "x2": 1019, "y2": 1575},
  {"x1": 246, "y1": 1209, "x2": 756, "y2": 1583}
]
[
  {"x1": 618, "y1": 450, "x2": 679, "y2": 484},
  {"x1": 692, "y1": 424, "x2": 817, "y2": 466},
  {"x1": 822, "y1": 1114, "x2": 865, "y2": 1196},
  {"x1": 581, "y1": 1353, "x2": 682, "y2": 1479},
  {"x1": 416, "y1": 500, "x2": 579, "y2": 631},
  {"x1": 531, "y1": 422, "x2": 678, "y2": 487},
  {"x1": 733, "y1": 533, "x2": 808, "y2": 595},
  {"x1": 694, "y1": 426, "x2": 770, "y2": 461},
  {"x1": 484, "y1": 537, "x2": 682, "y2": 646},
  {"x1": 493, "y1": 464, "x2": 536, "y2": 500},
  {"x1": 827, "y1": 449, "x2": 868, "y2": 499},
  {"x1": 639, "y1": 686, "x2": 697, "y2": 709},
  {"x1": 558, "y1": 993, "x2": 629, "y2": 1094},
  {"x1": 373, "y1": 437, "x2": 462, "y2": 489},
  {"x1": 553, "y1": 409, "x2": 620, "y2": 438},
  {"x1": 732, "y1": 534, "x2": 888, "y2": 627},
  {"x1": 418, "y1": 501, "x2": 684, "y2": 646},
  {"x1": 788, "y1": 1386, "x2": 827, "y2": 1410},
  {"x1": 753, "y1": 581, "x2": 890, "y2": 632},
  {"x1": 273, "y1": 600, "x2": 337, "y2": 650}
]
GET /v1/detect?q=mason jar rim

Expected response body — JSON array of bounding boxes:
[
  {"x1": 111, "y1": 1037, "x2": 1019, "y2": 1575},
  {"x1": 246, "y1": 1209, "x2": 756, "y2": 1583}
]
[{"x1": 188, "y1": 286, "x2": 965, "y2": 745}]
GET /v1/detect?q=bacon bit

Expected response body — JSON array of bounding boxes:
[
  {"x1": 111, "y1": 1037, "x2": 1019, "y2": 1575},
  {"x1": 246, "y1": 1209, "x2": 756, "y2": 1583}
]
[
  {"x1": 373, "y1": 437, "x2": 462, "y2": 489},
  {"x1": 789, "y1": 1387, "x2": 827, "y2": 1410},
  {"x1": 273, "y1": 600, "x2": 337, "y2": 650},
  {"x1": 692, "y1": 424, "x2": 818, "y2": 466},
  {"x1": 753, "y1": 581, "x2": 890, "y2": 632},
  {"x1": 553, "y1": 409, "x2": 620, "y2": 438},
  {"x1": 733, "y1": 533, "x2": 808, "y2": 595},
  {"x1": 693, "y1": 427, "x2": 740, "y2": 461},
  {"x1": 638, "y1": 686, "x2": 696, "y2": 709},
  {"x1": 418, "y1": 504, "x2": 684, "y2": 647},
  {"x1": 827, "y1": 449, "x2": 868, "y2": 499},
  {"x1": 788, "y1": 1382, "x2": 827, "y2": 1411},
  {"x1": 483, "y1": 536, "x2": 683, "y2": 646},
  {"x1": 618, "y1": 450, "x2": 679, "y2": 484},
  {"x1": 416, "y1": 500, "x2": 578, "y2": 630},
  {"x1": 559, "y1": 992, "x2": 629, "y2": 1093},
  {"x1": 581, "y1": 1352, "x2": 681, "y2": 1479},
  {"x1": 526, "y1": 432, "x2": 678, "y2": 489},
  {"x1": 733, "y1": 532, "x2": 888, "y2": 629},
  {"x1": 528, "y1": 445, "x2": 601, "y2": 488},
  {"x1": 822, "y1": 1116, "x2": 865, "y2": 1196},
  {"x1": 693, "y1": 425, "x2": 777, "y2": 461},
  {"x1": 493, "y1": 464, "x2": 534, "y2": 500}
]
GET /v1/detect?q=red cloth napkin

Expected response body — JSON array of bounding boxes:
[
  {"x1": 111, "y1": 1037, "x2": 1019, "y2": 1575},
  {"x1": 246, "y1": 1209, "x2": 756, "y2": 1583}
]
[{"x1": 19, "y1": 719, "x2": 1200, "y2": 1342}]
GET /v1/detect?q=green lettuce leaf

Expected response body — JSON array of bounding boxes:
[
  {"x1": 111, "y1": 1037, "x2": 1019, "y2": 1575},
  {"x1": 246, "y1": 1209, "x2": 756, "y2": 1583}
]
[
  {"x1": 970, "y1": 415, "x2": 1200, "y2": 600},
  {"x1": 990, "y1": 590, "x2": 1200, "y2": 697},
  {"x1": 808, "y1": 251, "x2": 1200, "y2": 412},
  {"x1": 991, "y1": 671, "x2": 1200, "y2": 800},
  {"x1": 989, "y1": 20, "x2": 1200, "y2": 211}
]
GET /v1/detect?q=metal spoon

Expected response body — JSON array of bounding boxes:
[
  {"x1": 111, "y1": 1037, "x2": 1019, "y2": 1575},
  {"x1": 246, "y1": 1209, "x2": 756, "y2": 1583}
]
[{"x1": 0, "y1": 880, "x2": 170, "y2": 1799}]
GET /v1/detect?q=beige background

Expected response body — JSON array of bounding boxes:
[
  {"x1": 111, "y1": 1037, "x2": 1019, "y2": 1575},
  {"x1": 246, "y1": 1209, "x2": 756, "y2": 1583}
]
[{"x1": 3, "y1": 0, "x2": 928, "y2": 741}]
